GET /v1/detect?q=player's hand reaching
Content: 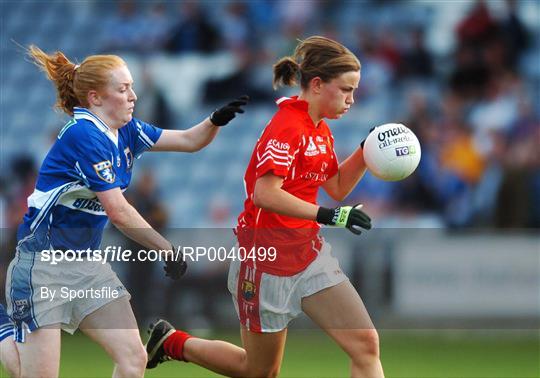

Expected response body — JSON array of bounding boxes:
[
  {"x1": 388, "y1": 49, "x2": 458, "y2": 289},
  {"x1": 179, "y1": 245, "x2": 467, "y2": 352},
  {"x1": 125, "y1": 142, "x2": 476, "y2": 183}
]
[
  {"x1": 210, "y1": 95, "x2": 250, "y2": 126},
  {"x1": 162, "y1": 243, "x2": 187, "y2": 280},
  {"x1": 316, "y1": 204, "x2": 372, "y2": 235}
]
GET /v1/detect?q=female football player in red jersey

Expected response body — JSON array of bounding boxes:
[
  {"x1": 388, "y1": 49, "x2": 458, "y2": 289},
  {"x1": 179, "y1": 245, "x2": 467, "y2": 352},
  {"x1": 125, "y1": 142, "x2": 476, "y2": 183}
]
[{"x1": 147, "y1": 36, "x2": 384, "y2": 378}]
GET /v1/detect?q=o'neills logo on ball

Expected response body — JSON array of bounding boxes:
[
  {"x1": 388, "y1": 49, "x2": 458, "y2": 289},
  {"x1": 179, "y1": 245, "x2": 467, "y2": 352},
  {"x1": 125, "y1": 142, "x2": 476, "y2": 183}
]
[
  {"x1": 377, "y1": 125, "x2": 413, "y2": 149},
  {"x1": 377, "y1": 125, "x2": 410, "y2": 142}
]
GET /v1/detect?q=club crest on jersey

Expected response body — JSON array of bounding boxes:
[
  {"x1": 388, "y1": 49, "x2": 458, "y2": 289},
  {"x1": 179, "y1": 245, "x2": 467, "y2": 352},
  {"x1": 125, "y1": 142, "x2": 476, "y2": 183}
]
[
  {"x1": 305, "y1": 136, "x2": 320, "y2": 156},
  {"x1": 13, "y1": 299, "x2": 30, "y2": 320},
  {"x1": 93, "y1": 160, "x2": 115, "y2": 183},
  {"x1": 241, "y1": 280, "x2": 256, "y2": 301},
  {"x1": 124, "y1": 147, "x2": 133, "y2": 170}
]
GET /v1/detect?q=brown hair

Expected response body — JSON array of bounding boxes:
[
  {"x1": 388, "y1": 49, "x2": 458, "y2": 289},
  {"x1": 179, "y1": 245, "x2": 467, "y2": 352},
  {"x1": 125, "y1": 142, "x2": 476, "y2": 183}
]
[
  {"x1": 273, "y1": 36, "x2": 360, "y2": 90},
  {"x1": 28, "y1": 45, "x2": 126, "y2": 116}
]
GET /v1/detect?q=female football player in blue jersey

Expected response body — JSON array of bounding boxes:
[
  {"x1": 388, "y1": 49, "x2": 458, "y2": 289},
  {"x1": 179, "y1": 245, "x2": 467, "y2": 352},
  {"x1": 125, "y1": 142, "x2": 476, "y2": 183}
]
[{"x1": 4, "y1": 45, "x2": 248, "y2": 378}]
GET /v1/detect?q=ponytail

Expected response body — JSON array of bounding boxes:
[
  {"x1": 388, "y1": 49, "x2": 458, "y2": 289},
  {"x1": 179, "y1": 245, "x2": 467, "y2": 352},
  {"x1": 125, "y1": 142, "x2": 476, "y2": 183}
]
[
  {"x1": 27, "y1": 45, "x2": 126, "y2": 116},
  {"x1": 28, "y1": 45, "x2": 79, "y2": 116},
  {"x1": 272, "y1": 57, "x2": 300, "y2": 89}
]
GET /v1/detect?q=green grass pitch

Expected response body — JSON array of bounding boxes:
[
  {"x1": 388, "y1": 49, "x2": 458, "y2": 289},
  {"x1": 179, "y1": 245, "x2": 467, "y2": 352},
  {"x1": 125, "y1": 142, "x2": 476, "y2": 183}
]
[{"x1": 1, "y1": 329, "x2": 538, "y2": 377}]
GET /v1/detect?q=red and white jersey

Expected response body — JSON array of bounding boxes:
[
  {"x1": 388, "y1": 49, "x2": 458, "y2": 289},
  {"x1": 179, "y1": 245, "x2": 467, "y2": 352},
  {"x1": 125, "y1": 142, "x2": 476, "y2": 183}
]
[{"x1": 236, "y1": 96, "x2": 339, "y2": 276}]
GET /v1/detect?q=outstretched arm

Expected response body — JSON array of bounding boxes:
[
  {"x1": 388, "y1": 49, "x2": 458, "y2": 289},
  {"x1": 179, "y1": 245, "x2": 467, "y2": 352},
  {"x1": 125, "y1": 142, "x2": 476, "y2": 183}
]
[
  {"x1": 151, "y1": 96, "x2": 249, "y2": 153},
  {"x1": 151, "y1": 119, "x2": 218, "y2": 153}
]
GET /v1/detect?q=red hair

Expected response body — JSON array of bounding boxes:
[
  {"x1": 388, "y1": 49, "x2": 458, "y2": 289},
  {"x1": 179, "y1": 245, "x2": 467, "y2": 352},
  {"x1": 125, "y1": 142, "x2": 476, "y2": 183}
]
[{"x1": 28, "y1": 45, "x2": 126, "y2": 116}]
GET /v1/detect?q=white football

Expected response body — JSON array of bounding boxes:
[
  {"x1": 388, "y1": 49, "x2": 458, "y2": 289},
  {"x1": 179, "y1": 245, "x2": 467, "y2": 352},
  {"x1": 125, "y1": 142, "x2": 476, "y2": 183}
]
[{"x1": 363, "y1": 123, "x2": 421, "y2": 181}]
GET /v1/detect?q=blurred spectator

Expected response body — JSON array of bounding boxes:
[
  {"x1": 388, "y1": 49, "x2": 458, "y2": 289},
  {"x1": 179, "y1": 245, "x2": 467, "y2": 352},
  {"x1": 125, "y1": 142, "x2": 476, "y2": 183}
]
[
  {"x1": 6, "y1": 155, "x2": 37, "y2": 232},
  {"x1": 376, "y1": 29, "x2": 402, "y2": 79},
  {"x1": 355, "y1": 29, "x2": 393, "y2": 97},
  {"x1": 203, "y1": 47, "x2": 274, "y2": 103},
  {"x1": 395, "y1": 90, "x2": 441, "y2": 214},
  {"x1": 276, "y1": 0, "x2": 319, "y2": 32},
  {"x1": 500, "y1": 0, "x2": 530, "y2": 69},
  {"x1": 100, "y1": 0, "x2": 146, "y2": 53},
  {"x1": 439, "y1": 121, "x2": 485, "y2": 186},
  {"x1": 216, "y1": 1, "x2": 250, "y2": 50},
  {"x1": 399, "y1": 28, "x2": 434, "y2": 79},
  {"x1": 137, "y1": 2, "x2": 174, "y2": 53},
  {"x1": 448, "y1": 44, "x2": 490, "y2": 99},
  {"x1": 456, "y1": 0, "x2": 498, "y2": 48},
  {"x1": 494, "y1": 98, "x2": 540, "y2": 228},
  {"x1": 165, "y1": 2, "x2": 220, "y2": 54}
]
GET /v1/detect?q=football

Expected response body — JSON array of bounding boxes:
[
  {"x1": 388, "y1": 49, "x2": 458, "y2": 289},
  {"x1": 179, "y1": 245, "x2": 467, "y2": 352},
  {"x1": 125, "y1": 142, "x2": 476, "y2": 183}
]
[{"x1": 362, "y1": 123, "x2": 421, "y2": 181}]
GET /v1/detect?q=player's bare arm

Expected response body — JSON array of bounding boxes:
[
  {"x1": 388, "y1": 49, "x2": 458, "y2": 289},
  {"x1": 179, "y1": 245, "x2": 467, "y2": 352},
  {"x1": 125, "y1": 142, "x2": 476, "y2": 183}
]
[
  {"x1": 322, "y1": 145, "x2": 368, "y2": 201},
  {"x1": 96, "y1": 187, "x2": 172, "y2": 252},
  {"x1": 150, "y1": 121, "x2": 218, "y2": 152},
  {"x1": 151, "y1": 96, "x2": 249, "y2": 152},
  {"x1": 253, "y1": 173, "x2": 319, "y2": 220}
]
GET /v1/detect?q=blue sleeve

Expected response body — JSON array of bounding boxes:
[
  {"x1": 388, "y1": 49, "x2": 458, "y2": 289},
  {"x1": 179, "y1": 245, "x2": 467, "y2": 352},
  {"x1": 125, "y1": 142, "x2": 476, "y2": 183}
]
[
  {"x1": 129, "y1": 118, "x2": 163, "y2": 158},
  {"x1": 68, "y1": 128, "x2": 122, "y2": 192}
]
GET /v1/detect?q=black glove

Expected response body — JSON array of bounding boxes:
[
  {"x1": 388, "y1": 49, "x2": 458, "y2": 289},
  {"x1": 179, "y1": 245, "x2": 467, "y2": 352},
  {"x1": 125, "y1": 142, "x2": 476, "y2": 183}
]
[
  {"x1": 361, "y1": 126, "x2": 378, "y2": 149},
  {"x1": 209, "y1": 95, "x2": 250, "y2": 126},
  {"x1": 317, "y1": 204, "x2": 372, "y2": 235},
  {"x1": 163, "y1": 244, "x2": 187, "y2": 280}
]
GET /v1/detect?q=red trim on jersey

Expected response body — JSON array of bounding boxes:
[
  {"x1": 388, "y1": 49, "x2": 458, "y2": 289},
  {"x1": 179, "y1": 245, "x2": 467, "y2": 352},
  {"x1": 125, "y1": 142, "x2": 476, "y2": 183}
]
[
  {"x1": 237, "y1": 263, "x2": 263, "y2": 332},
  {"x1": 236, "y1": 97, "x2": 339, "y2": 276}
]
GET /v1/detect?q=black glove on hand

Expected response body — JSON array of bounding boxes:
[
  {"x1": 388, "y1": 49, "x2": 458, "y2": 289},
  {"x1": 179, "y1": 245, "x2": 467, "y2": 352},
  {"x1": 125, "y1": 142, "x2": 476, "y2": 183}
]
[
  {"x1": 163, "y1": 244, "x2": 187, "y2": 280},
  {"x1": 317, "y1": 204, "x2": 372, "y2": 235},
  {"x1": 361, "y1": 126, "x2": 378, "y2": 149},
  {"x1": 210, "y1": 95, "x2": 250, "y2": 126}
]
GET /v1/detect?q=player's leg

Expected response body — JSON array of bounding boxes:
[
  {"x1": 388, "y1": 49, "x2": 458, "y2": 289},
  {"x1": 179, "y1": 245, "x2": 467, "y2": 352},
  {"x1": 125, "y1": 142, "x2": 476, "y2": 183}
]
[
  {"x1": 0, "y1": 337, "x2": 19, "y2": 378},
  {"x1": 302, "y1": 280, "x2": 384, "y2": 378},
  {"x1": 238, "y1": 325, "x2": 287, "y2": 377},
  {"x1": 79, "y1": 297, "x2": 147, "y2": 378},
  {"x1": 0, "y1": 304, "x2": 20, "y2": 378},
  {"x1": 5, "y1": 252, "x2": 63, "y2": 378},
  {"x1": 16, "y1": 327, "x2": 61, "y2": 378},
  {"x1": 0, "y1": 304, "x2": 20, "y2": 377},
  {"x1": 146, "y1": 319, "x2": 287, "y2": 377}
]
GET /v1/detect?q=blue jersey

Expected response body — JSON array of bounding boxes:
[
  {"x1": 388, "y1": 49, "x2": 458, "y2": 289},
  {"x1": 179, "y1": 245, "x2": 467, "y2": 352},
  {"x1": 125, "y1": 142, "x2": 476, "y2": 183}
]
[{"x1": 16, "y1": 107, "x2": 162, "y2": 253}]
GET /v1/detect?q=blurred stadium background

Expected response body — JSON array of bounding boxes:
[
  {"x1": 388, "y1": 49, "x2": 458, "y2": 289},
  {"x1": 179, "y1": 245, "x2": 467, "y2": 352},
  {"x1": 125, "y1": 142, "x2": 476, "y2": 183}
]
[{"x1": 1, "y1": 0, "x2": 539, "y2": 377}]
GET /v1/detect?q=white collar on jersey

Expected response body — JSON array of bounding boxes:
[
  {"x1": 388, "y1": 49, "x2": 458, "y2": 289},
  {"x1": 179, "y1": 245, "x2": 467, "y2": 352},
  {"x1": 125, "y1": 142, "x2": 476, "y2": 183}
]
[{"x1": 73, "y1": 107, "x2": 119, "y2": 147}]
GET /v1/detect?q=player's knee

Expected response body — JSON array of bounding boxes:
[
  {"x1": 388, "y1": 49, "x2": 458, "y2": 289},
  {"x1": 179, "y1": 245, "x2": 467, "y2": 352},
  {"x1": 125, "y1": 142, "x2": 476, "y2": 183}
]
[
  {"x1": 349, "y1": 329, "x2": 380, "y2": 362},
  {"x1": 114, "y1": 341, "x2": 147, "y2": 374}
]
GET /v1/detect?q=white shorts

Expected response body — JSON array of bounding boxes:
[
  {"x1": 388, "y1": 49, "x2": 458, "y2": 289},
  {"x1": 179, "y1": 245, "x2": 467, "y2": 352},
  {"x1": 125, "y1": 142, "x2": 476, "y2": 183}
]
[
  {"x1": 228, "y1": 242, "x2": 348, "y2": 333},
  {"x1": 6, "y1": 250, "x2": 130, "y2": 342}
]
